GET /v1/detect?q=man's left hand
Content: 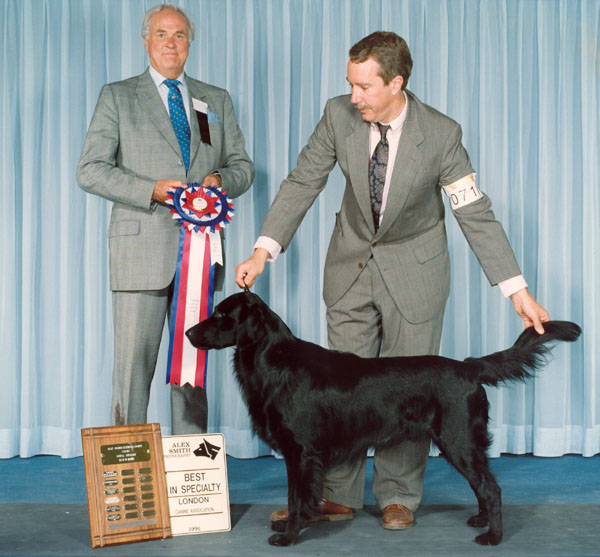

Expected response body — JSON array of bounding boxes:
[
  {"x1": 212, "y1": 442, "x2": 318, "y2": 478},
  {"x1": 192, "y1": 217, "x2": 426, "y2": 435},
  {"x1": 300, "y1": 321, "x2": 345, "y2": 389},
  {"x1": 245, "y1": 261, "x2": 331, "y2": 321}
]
[
  {"x1": 202, "y1": 173, "x2": 222, "y2": 188},
  {"x1": 510, "y1": 288, "x2": 550, "y2": 334}
]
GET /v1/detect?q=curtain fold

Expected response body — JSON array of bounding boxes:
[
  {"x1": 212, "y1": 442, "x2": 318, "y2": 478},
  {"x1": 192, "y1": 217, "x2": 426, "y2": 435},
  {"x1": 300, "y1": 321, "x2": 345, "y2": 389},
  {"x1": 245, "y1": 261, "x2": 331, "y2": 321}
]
[{"x1": 1, "y1": 0, "x2": 598, "y2": 458}]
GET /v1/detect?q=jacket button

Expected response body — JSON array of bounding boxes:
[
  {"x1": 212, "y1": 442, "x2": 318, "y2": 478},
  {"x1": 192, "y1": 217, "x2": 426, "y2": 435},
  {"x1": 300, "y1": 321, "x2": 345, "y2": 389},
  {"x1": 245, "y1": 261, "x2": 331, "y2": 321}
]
[
  {"x1": 358, "y1": 262, "x2": 364, "y2": 269},
  {"x1": 178, "y1": 160, "x2": 183, "y2": 166},
  {"x1": 371, "y1": 241, "x2": 377, "y2": 248}
]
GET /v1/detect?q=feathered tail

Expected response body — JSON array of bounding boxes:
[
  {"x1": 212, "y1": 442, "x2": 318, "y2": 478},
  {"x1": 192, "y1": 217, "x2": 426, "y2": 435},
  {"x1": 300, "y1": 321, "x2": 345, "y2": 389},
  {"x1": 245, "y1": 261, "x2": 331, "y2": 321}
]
[{"x1": 464, "y1": 321, "x2": 581, "y2": 386}]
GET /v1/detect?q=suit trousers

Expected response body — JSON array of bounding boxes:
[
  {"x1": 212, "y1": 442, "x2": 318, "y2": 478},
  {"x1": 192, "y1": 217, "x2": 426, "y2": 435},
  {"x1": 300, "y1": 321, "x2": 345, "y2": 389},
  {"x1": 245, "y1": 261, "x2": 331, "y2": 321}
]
[
  {"x1": 111, "y1": 287, "x2": 208, "y2": 434},
  {"x1": 322, "y1": 256, "x2": 444, "y2": 512}
]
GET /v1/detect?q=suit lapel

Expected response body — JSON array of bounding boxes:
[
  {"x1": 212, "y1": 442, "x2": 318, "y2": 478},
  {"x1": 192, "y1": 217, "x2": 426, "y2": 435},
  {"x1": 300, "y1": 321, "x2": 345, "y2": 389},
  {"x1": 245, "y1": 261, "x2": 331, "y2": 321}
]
[
  {"x1": 135, "y1": 69, "x2": 182, "y2": 159},
  {"x1": 377, "y1": 95, "x2": 424, "y2": 238},
  {"x1": 346, "y1": 118, "x2": 376, "y2": 232}
]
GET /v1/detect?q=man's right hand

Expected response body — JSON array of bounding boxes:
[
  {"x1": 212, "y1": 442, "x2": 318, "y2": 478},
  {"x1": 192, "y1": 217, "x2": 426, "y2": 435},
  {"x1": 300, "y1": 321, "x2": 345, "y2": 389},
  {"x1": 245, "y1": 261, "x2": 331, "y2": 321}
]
[
  {"x1": 235, "y1": 248, "x2": 270, "y2": 288},
  {"x1": 152, "y1": 179, "x2": 187, "y2": 204}
]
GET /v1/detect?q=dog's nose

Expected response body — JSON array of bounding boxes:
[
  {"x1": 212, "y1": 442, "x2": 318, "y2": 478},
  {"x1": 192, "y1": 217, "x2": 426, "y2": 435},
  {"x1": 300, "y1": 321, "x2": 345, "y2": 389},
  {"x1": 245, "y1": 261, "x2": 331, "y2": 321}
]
[{"x1": 185, "y1": 326, "x2": 196, "y2": 342}]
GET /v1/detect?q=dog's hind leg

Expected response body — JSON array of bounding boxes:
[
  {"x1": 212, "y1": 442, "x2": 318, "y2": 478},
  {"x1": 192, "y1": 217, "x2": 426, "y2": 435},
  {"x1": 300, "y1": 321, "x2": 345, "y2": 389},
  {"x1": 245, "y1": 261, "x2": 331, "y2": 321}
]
[
  {"x1": 467, "y1": 465, "x2": 502, "y2": 546},
  {"x1": 433, "y1": 391, "x2": 503, "y2": 545},
  {"x1": 269, "y1": 448, "x2": 324, "y2": 546},
  {"x1": 435, "y1": 439, "x2": 503, "y2": 545}
]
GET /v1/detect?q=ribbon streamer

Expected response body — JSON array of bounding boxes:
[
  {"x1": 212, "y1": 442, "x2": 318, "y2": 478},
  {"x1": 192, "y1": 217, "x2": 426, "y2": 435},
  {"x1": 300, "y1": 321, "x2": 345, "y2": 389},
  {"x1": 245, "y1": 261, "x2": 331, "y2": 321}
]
[{"x1": 166, "y1": 184, "x2": 235, "y2": 388}]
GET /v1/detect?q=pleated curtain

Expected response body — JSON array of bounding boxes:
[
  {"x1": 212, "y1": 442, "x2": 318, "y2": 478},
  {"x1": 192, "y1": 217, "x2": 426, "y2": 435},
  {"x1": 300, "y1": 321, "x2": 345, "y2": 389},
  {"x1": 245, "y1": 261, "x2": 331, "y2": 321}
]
[{"x1": 1, "y1": 0, "x2": 598, "y2": 458}]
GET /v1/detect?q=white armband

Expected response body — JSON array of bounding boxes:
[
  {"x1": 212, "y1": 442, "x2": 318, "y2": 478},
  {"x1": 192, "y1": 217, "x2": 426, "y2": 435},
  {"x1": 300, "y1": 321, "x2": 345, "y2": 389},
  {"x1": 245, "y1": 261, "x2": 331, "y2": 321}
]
[{"x1": 442, "y1": 173, "x2": 483, "y2": 209}]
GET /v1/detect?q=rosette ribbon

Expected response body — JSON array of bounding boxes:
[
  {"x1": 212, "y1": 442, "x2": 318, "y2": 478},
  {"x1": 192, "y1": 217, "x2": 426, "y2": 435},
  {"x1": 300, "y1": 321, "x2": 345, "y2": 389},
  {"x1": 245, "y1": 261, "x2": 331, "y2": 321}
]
[{"x1": 165, "y1": 183, "x2": 234, "y2": 388}]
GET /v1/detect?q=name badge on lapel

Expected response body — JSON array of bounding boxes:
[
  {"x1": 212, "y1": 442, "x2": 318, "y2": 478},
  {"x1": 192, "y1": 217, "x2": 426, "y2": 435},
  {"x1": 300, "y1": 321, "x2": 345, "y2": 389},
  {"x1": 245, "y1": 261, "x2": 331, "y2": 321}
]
[{"x1": 192, "y1": 98, "x2": 212, "y2": 146}]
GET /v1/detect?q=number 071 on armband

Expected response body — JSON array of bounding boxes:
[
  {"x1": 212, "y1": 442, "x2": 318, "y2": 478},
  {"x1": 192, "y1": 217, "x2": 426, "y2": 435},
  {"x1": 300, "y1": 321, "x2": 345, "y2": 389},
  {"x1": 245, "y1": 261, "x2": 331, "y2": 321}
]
[{"x1": 442, "y1": 173, "x2": 483, "y2": 209}]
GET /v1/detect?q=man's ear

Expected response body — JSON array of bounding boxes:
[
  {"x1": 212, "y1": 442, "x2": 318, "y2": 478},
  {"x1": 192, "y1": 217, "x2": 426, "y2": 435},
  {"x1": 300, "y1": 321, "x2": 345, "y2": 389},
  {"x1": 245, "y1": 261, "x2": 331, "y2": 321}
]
[{"x1": 390, "y1": 75, "x2": 404, "y2": 94}]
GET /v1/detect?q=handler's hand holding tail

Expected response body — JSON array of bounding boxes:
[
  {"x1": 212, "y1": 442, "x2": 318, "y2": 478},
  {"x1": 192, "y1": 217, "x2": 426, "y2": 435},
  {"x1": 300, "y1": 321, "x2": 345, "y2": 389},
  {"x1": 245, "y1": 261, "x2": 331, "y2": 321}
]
[
  {"x1": 235, "y1": 248, "x2": 270, "y2": 288},
  {"x1": 510, "y1": 288, "x2": 550, "y2": 334}
]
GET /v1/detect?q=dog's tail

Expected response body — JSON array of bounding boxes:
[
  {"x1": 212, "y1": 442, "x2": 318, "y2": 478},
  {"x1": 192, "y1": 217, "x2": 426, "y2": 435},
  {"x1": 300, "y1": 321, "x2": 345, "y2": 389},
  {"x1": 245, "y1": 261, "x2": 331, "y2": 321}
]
[{"x1": 464, "y1": 321, "x2": 581, "y2": 386}]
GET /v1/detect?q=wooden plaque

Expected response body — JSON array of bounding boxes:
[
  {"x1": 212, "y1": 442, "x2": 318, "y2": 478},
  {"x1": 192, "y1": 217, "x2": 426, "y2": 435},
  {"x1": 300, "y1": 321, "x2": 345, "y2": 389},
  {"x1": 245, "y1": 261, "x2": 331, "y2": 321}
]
[{"x1": 81, "y1": 423, "x2": 171, "y2": 548}]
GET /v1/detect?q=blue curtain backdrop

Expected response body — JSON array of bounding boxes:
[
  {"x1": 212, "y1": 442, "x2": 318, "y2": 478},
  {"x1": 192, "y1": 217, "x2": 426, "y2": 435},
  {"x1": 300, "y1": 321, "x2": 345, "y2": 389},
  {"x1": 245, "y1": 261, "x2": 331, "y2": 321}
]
[{"x1": 1, "y1": 0, "x2": 598, "y2": 458}]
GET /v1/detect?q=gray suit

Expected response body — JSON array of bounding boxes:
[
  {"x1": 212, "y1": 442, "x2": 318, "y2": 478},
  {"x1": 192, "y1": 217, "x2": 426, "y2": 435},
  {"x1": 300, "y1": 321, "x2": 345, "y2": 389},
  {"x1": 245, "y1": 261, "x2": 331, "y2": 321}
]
[
  {"x1": 260, "y1": 91, "x2": 520, "y2": 510},
  {"x1": 77, "y1": 69, "x2": 254, "y2": 432}
]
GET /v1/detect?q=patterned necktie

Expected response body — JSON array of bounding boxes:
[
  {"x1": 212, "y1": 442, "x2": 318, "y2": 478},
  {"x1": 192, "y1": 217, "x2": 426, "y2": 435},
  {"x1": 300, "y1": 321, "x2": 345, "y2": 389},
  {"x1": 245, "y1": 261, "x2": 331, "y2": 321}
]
[
  {"x1": 369, "y1": 123, "x2": 391, "y2": 231},
  {"x1": 164, "y1": 79, "x2": 191, "y2": 173}
]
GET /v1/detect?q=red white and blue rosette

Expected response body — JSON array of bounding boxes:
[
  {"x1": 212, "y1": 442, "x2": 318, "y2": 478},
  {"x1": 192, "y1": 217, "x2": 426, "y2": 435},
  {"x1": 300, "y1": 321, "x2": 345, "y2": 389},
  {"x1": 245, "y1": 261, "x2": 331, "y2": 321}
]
[{"x1": 165, "y1": 183, "x2": 235, "y2": 388}]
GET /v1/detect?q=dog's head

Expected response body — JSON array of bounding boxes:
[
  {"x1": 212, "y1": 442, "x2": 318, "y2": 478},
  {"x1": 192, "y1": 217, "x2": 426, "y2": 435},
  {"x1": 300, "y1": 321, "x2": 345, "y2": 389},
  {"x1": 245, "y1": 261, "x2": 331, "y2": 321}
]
[{"x1": 186, "y1": 291, "x2": 263, "y2": 350}]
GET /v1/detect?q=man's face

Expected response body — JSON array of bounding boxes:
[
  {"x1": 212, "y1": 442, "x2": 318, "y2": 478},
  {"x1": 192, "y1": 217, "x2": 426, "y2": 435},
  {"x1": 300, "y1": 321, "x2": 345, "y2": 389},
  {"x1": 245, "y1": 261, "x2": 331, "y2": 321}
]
[
  {"x1": 347, "y1": 57, "x2": 404, "y2": 124},
  {"x1": 145, "y1": 9, "x2": 190, "y2": 79}
]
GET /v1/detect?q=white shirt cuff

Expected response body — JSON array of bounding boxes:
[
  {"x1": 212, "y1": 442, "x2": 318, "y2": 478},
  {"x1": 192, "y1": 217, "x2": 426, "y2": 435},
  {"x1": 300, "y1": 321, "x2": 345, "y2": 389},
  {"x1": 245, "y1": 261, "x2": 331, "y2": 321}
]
[
  {"x1": 254, "y1": 236, "x2": 282, "y2": 261},
  {"x1": 498, "y1": 275, "x2": 528, "y2": 298}
]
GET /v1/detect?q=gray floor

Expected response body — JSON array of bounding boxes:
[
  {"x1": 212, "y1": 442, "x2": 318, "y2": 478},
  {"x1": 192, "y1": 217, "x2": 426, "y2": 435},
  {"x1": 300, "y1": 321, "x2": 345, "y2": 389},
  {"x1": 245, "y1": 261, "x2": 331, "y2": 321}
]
[
  {"x1": 1, "y1": 502, "x2": 600, "y2": 556},
  {"x1": 2, "y1": 455, "x2": 599, "y2": 556}
]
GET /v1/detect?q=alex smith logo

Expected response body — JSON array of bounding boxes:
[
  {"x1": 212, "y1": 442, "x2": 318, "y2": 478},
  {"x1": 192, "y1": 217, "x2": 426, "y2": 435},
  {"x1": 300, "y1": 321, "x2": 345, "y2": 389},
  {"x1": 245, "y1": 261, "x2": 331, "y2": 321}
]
[{"x1": 193, "y1": 438, "x2": 221, "y2": 460}]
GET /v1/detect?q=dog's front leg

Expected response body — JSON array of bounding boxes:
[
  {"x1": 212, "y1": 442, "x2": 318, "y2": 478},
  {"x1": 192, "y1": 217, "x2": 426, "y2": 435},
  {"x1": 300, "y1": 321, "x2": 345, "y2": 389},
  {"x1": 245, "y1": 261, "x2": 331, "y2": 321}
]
[
  {"x1": 269, "y1": 501, "x2": 304, "y2": 546},
  {"x1": 269, "y1": 455, "x2": 304, "y2": 546},
  {"x1": 269, "y1": 449, "x2": 324, "y2": 546}
]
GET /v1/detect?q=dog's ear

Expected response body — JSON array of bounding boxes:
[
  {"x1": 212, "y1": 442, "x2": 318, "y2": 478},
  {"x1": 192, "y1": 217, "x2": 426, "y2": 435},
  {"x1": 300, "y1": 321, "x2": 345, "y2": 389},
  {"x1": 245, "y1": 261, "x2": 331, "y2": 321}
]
[
  {"x1": 242, "y1": 290, "x2": 261, "y2": 306},
  {"x1": 241, "y1": 285, "x2": 260, "y2": 307}
]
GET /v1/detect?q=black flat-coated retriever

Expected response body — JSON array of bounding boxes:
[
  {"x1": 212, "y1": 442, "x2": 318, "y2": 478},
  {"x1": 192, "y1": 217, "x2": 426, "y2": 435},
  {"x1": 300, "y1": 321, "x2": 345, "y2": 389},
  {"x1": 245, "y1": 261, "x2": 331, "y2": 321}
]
[{"x1": 186, "y1": 291, "x2": 581, "y2": 547}]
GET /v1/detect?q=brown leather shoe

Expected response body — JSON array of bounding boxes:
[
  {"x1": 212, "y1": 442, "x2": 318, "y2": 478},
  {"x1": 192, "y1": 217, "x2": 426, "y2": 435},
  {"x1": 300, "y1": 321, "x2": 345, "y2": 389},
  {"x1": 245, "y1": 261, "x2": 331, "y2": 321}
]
[
  {"x1": 270, "y1": 498, "x2": 353, "y2": 523},
  {"x1": 381, "y1": 504, "x2": 415, "y2": 530}
]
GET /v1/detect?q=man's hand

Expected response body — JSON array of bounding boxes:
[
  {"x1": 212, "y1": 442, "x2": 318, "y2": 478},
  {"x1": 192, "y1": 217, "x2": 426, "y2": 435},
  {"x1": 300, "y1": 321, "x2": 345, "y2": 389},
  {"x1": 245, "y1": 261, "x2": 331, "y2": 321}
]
[
  {"x1": 201, "y1": 173, "x2": 222, "y2": 188},
  {"x1": 152, "y1": 179, "x2": 186, "y2": 204},
  {"x1": 510, "y1": 288, "x2": 550, "y2": 334},
  {"x1": 235, "y1": 248, "x2": 270, "y2": 289}
]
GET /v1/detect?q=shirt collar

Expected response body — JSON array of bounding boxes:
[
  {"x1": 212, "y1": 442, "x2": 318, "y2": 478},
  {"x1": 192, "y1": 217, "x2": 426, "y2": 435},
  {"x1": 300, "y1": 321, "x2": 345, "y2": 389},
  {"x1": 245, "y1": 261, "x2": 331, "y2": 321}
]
[
  {"x1": 148, "y1": 65, "x2": 186, "y2": 88},
  {"x1": 371, "y1": 91, "x2": 408, "y2": 133}
]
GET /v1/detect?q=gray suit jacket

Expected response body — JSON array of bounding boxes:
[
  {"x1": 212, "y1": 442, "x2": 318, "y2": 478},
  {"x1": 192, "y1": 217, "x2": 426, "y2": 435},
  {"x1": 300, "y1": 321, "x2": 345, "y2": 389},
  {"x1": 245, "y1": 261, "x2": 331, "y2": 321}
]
[
  {"x1": 260, "y1": 91, "x2": 520, "y2": 324},
  {"x1": 77, "y1": 69, "x2": 254, "y2": 291}
]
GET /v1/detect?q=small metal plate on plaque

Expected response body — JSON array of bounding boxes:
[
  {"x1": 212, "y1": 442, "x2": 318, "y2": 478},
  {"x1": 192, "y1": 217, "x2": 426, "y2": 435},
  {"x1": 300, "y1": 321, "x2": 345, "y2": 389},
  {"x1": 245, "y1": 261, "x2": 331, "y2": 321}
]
[
  {"x1": 81, "y1": 423, "x2": 171, "y2": 547},
  {"x1": 100, "y1": 441, "x2": 151, "y2": 465}
]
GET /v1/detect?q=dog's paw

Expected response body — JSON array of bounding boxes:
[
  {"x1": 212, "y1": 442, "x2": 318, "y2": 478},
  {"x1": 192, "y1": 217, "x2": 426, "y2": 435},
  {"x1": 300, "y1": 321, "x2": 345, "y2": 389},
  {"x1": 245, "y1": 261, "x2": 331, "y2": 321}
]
[
  {"x1": 467, "y1": 513, "x2": 488, "y2": 528},
  {"x1": 268, "y1": 533, "x2": 298, "y2": 546},
  {"x1": 271, "y1": 520, "x2": 287, "y2": 532},
  {"x1": 475, "y1": 531, "x2": 502, "y2": 546}
]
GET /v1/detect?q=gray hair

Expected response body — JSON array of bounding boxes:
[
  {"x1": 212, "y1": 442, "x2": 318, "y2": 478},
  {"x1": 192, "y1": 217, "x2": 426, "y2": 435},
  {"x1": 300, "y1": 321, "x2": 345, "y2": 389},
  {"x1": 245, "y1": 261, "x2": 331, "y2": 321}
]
[{"x1": 141, "y1": 3, "x2": 195, "y2": 42}]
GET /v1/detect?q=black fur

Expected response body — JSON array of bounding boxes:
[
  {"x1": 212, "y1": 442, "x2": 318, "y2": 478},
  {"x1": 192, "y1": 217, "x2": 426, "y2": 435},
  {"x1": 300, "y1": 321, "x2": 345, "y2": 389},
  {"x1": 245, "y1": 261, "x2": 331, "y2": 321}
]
[{"x1": 186, "y1": 292, "x2": 581, "y2": 547}]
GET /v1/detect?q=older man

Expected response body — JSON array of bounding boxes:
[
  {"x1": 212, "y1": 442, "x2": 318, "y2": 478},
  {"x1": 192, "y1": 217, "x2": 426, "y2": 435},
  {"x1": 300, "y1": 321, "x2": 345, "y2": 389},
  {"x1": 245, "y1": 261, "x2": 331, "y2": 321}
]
[
  {"x1": 78, "y1": 4, "x2": 254, "y2": 433},
  {"x1": 236, "y1": 31, "x2": 548, "y2": 530}
]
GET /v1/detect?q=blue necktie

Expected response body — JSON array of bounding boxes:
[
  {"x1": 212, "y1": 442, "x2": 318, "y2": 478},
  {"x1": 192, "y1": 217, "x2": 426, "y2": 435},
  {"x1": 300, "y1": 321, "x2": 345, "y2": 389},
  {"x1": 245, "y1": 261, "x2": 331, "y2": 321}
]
[
  {"x1": 164, "y1": 79, "x2": 191, "y2": 173},
  {"x1": 368, "y1": 123, "x2": 390, "y2": 231}
]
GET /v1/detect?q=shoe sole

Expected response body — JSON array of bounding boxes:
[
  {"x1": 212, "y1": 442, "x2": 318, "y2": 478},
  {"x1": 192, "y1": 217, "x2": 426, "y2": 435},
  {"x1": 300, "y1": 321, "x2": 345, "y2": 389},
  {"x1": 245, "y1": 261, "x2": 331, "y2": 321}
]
[
  {"x1": 271, "y1": 513, "x2": 353, "y2": 523},
  {"x1": 382, "y1": 521, "x2": 415, "y2": 530},
  {"x1": 316, "y1": 513, "x2": 354, "y2": 522}
]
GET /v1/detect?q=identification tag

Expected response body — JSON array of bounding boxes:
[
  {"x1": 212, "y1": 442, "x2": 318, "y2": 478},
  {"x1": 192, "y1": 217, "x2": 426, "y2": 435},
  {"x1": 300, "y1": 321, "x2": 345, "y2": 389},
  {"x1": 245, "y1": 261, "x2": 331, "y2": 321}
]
[{"x1": 442, "y1": 173, "x2": 483, "y2": 209}]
